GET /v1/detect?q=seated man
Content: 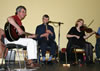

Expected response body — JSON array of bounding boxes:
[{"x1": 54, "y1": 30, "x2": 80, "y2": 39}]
[
  {"x1": 4, "y1": 6, "x2": 39, "y2": 68},
  {"x1": 95, "y1": 27, "x2": 100, "y2": 60},
  {"x1": 35, "y1": 14, "x2": 56, "y2": 62}
]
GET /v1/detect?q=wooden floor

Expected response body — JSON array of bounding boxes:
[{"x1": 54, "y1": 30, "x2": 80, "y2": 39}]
[
  {"x1": 37, "y1": 62, "x2": 100, "y2": 71},
  {"x1": 0, "y1": 61, "x2": 100, "y2": 71}
]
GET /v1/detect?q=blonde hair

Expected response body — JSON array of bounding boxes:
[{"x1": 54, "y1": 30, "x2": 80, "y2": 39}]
[{"x1": 75, "y1": 18, "x2": 84, "y2": 27}]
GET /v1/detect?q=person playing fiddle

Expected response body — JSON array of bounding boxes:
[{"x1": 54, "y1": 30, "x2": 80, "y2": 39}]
[{"x1": 66, "y1": 18, "x2": 95, "y2": 65}]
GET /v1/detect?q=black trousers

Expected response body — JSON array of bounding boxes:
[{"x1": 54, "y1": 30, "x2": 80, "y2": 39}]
[
  {"x1": 39, "y1": 39, "x2": 56, "y2": 57},
  {"x1": 95, "y1": 38, "x2": 100, "y2": 58}
]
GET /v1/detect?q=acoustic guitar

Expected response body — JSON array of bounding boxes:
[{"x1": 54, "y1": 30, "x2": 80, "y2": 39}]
[{"x1": 4, "y1": 22, "x2": 35, "y2": 41}]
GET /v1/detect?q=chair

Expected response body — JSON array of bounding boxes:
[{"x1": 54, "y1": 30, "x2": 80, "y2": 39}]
[
  {"x1": 73, "y1": 45, "x2": 96, "y2": 64},
  {"x1": 1, "y1": 36, "x2": 27, "y2": 70},
  {"x1": 73, "y1": 48, "x2": 85, "y2": 64},
  {"x1": 39, "y1": 47, "x2": 57, "y2": 61},
  {"x1": 72, "y1": 45, "x2": 84, "y2": 64},
  {"x1": 38, "y1": 45, "x2": 58, "y2": 64}
]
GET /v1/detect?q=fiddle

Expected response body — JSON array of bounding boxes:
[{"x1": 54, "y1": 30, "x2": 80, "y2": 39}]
[
  {"x1": 80, "y1": 19, "x2": 94, "y2": 33},
  {"x1": 80, "y1": 25, "x2": 93, "y2": 33}
]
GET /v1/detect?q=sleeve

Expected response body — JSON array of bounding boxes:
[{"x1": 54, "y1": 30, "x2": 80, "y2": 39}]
[
  {"x1": 35, "y1": 26, "x2": 41, "y2": 40},
  {"x1": 67, "y1": 27, "x2": 75, "y2": 35},
  {"x1": 35, "y1": 26, "x2": 46, "y2": 40},
  {"x1": 97, "y1": 27, "x2": 100, "y2": 35},
  {"x1": 67, "y1": 27, "x2": 75, "y2": 40}
]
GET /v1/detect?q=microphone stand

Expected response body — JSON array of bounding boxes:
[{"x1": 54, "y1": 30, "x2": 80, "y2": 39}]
[
  {"x1": 49, "y1": 21, "x2": 63, "y2": 52},
  {"x1": 58, "y1": 23, "x2": 61, "y2": 51},
  {"x1": 57, "y1": 22, "x2": 62, "y2": 62},
  {"x1": 49, "y1": 21, "x2": 63, "y2": 62}
]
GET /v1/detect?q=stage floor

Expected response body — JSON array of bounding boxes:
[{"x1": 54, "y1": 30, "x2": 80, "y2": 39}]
[{"x1": 0, "y1": 61, "x2": 100, "y2": 71}]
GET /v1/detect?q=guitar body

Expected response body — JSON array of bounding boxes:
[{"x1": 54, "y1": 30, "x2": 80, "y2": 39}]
[{"x1": 4, "y1": 22, "x2": 25, "y2": 42}]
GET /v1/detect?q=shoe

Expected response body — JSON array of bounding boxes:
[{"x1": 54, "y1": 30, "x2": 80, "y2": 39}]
[
  {"x1": 26, "y1": 59, "x2": 33, "y2": 65},
  {"x1": 27, "y1": 63, "x2": 40, "y2": 69},
  {"x1": 48, "y1": 56, "x2": 52, "y2": 61},
  {"x1": 70, "y1": 62, "x2": 77, "y2": 66},
  {"x1": 79, "y1": 64, "x2": 83, "y2": 67}
]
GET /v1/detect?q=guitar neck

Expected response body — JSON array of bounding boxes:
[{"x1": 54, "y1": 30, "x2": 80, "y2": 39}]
[{"x1": 25, "y1": 32, "x2": 33, "y2": 35}]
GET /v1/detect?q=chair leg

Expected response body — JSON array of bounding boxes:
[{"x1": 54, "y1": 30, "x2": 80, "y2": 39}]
[
  {"x1": 74, "y1": 48, "x2": 78, "y2": 64},
  {"x1": 22, "y1": 48, "x2": 26, "y2": 68},
  {"x1": 9, "y1": 50, "x2": 13, "y2": 65},
  {"x1": 1, "y1": 47, "x2": 7, "y2": 65},
  {"x1": 65, "y1": 52, "x2": 67, "y2": 64},
  {"x1": 16, "y1": 48, "x2": 21, "y2": 69},
  {"x1": 0, "y1": 47, "x2": 8, "y2": 70},
  {"x1": 5, "y1": 49, "x2": 13, "y2": 70}
]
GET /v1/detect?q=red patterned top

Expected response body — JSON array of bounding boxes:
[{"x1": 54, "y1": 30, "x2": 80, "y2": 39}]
[{"x1": 12, "y1": 15, "x2": 22, "y2": 26}]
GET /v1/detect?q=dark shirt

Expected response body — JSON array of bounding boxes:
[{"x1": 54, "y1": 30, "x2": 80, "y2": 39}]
[
  {"x1": 35, "y1": 24, "x2": 55, "y2": 42},
  {"x1": 96, "y1": 27, "x2": 100, "y2": 44},
  {"x1": 67, "y1": 27, "x2": 85, "y2": 47},
  {"x1": 97, "y1": 27, "x2": 100, "y2": 35}
]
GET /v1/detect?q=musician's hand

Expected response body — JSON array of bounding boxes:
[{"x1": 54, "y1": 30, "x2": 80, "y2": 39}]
[
  {"x1": 40, "y1": 33, "x2": 49, "y2": 38},
  {"x1": 92, "y1": 31, "x2": 96, "y2": 34},
  {"x1": 46, "y1": 30, "x2": 53, "y2": 35},
  {"x1": 74, "y1": 35, "x2": 80, "y2": 39},
  {"x1": 31, "y1": 34, "x2": 37, "y2": 38},
  {"x1": 17, "y1": 27, "x2": 25, "y2": 35}
]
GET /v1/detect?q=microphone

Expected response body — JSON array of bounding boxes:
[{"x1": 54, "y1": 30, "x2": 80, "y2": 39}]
[{"x1": 49, "y1": 21, "x2": 64, "y2": 24}]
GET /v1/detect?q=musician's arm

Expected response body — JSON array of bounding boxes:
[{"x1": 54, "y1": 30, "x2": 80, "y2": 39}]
[
  {"x1": 96, "y1": 35, "x2": 100, "y2": 38},
  {"x1": 83, "y1": 31, "x2": 96, "y2": 39},
  {"x1": 47, "y1": 27, "x2": 55, "y2": 40},
  {"x1": 27, "y1": 34, "x2": 36, "y2": 38},
  {"x1": 66, "y1": 34, "x2": 80, "y2": 39},
  {"x1": 7, "y1": 17, "x2": 24, "y2": 35}
]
